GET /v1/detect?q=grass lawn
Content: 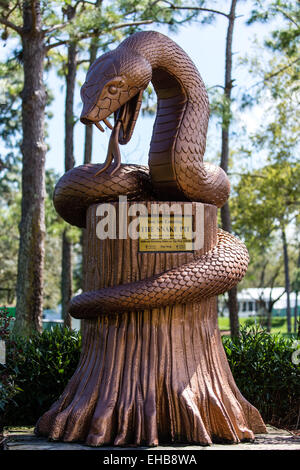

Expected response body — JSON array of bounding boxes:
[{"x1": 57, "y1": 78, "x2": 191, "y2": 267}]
[{"x1": 218, "y1": 315, "x2": 298, "y2": 336}]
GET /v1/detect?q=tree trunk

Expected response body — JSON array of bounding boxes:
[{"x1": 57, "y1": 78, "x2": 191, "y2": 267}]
[
  {"x1": 281, "y1": 227, "x2": 291, "y2": 333},
  {"x1": 267, "y1": 303, "x2": 273, "y2": 333},
  {"x1": 61, "y1": 229, "x2": 73, "y2": 328},
  {"x1": 294, "y1": 249, "x2": 300, "y2": 334},
  {"x1": 295, "y1": 291, "x2": 298, "y2": 335},
  {"x1": 82, "y1": 27, "x2": 101, "y2": 166},
  {"x1": 81, "y1": 37, "x2": 99, "y2": 289},
  {"x1": 220, "y1": 0, "x2": 239, "y2": 338},
  {"x1": 228, "y1": 286, "x2": 239, "y2": 337},
  {"x1": 61, "y1": 35, "x2": 77, "y2": 328},
  {"x1": 14, "y1": 1, "x2": 46, "y2": 336},
  {"x1": 36, "y1": 201, "x2": 266, "y2": 446},
  {"x1": 83, "y1": 36, "x2": 99, "y2": 167}
]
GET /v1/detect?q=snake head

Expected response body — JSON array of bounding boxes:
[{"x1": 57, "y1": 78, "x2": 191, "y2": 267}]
[{"x1": 80, "y1": 49, "x2": 152, "y2": 144}]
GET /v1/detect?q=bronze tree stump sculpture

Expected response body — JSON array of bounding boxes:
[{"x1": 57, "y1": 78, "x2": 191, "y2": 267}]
[{"x1": 36, "y1": 31, "x2": 266, "y2": 446}]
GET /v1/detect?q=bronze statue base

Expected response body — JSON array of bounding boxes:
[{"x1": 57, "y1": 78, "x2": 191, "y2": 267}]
[{"x1": 35, "y1": 202, "x2": 266, "y2": 446}]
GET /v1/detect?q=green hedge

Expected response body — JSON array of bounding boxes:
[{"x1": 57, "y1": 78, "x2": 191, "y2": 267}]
[
  {"x1": 222, "y1": 327, "x2": 300, "y2": 427},
  {"x1": 1, "y1": 323, "x2": 299, "y2": 429},
  {"x1": 3, "y1": 325, "x2": 81, "y2": 426}
]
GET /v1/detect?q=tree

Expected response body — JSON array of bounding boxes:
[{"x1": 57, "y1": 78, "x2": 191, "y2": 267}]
[
  {"x1": 4, "y1": 2, "x2": 48, "y2": 336},
  {"x1": 0, "y1": 176, "x2": 20, "y2": 307},
  {"x1": 241, "y1": 245, "x2": 285, "y2": 331},
  {"x1": 0, "y1": 165, "x2": 68, "y2": 310},
  {"x1": 247, "y1": 0, "x2": 300, "y2": 58},
  {"x1": 232, "y1": 162, "x2": 300, "y2": 333},
  {"x1": 219, "y1": 0, "x2": 240, "y2": 337},
  {"x1": 0, "y1": 1, "x2": 83, "y2": 335},
  {"x1": 226, "y1": 0, "x2": 300, "y2": 334},
  {"x1": 61, "y1": 4, "x2": 77, "y2": 328},
  {"x1": 214, "y1": 0, "x2": 299, "y2": 336},
  {"x1": 0, "y1": 1, "x2": 99, "y2": 335},
  {"x1": 291, "y1": 252, "x2": 300, "y2": 335},
  {"x1": 0, "y1": 0, "x2": 191, "y2": 335},
  {"x1": 239, "y1": 20, "x2": 299, "y2": 332},
  {"x1": 81, "y1": 34, "x2": 101, "y2": 290}
]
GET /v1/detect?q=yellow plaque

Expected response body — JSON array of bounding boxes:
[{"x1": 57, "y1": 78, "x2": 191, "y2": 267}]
[{"x1": 139, "y1": 215, "x2": 194, "y2": 252}]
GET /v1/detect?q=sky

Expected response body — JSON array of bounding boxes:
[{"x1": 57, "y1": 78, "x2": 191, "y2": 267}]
[{"x1": 43, "y1": 2, "x2": 277, "y2": 176}]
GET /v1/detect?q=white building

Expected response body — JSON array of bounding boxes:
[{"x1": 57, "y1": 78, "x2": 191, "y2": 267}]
[{"x1": 221, "y1": 287, "x2": 299, "y2": 317}]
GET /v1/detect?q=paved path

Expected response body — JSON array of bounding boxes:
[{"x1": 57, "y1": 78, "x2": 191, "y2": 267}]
[{"x1": 3, "y1": 425, "x2": 300, "y2": 451}]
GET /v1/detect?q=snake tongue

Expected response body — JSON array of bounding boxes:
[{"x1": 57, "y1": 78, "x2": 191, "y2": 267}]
[
  {"x1": 94, "y1": 120, "x2": 122, "y2": 177},
  {"x1": 115, "y1": 90, "x2": 143, "y2": 145}
]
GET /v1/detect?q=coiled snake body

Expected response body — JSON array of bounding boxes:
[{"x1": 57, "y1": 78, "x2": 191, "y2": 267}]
[{"x1": 53, "y1": 31, "x2": 248, "y2": 318}]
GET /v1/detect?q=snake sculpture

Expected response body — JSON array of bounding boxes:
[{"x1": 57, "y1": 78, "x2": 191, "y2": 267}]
[{"x1": 53, "y1": 31, "x2": 249, "y2": 318}]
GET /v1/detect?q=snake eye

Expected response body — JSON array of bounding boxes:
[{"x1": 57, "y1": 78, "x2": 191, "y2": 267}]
[{"x1": 108, "y1": 85, "x2": 118, "y2": 95}]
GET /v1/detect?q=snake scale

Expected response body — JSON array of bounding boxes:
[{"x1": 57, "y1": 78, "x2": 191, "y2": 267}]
[{"x1": 53, "y1": 31, "x2": 249, "y2": 319}]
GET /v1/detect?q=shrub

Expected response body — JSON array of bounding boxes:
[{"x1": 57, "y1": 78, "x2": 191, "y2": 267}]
[
  {"x1": 4, "y1": 325, "x2": 81, "y2": 426},
  {"x1": 0, "y1": 307, "x2": 21, "y2": 432},
  {"x1": 244, "y1": 317, "x2": 255, "y2": 327},
  {"x1": 222, "y1": 326, "x2": 300, "y2": 428}
]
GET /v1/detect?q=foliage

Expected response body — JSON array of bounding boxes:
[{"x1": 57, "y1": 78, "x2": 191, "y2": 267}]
[
  {"x1": 4, "y1": 324, "x2": 81, "y2": 426},
  {"x1": 231, "y1": 5, "x2": 300, "y2": 334},
  {"x1": 247, "y1": 0, "x2": 300, "y2": 57},
  {"x1": 231, "y1": 14, "x2": 299, "y2": 294},
  {"x1": 0, "y1": 305, "x2": 11, "y2": 340},
  {"x1": 0, "y1": 56, "x2": 53, "y2": 163},
  {"x1": 241, "y1": 241, "x2": 284, "y2": 288},
  {"x1": 0, "y1": 181, "x2": 20, "y2": 305},
  {"x1": 247, "y1": 63, "x2": 299, "y2": 166},
  {"x1": 0, "y1": 168, "x2": 71, "y2": 308},
  {"x1": 232, "y1": 161, "x2": 300, "y2": 250},
  {"x1": 0, "y1": 58, "x2": 23, "y2": 149},
  {"x1": 0, "y1": 307, "x2": 21, "y2": 429},
  {"x1": 222, "y1": 326, "x2": 300, "y2": 427},
  {"x1": 209, "y1": 87, "x2": 233, "y2": 130},
  {"x1": 231, "y1": 162, "x2": 299, "y2": 331}
]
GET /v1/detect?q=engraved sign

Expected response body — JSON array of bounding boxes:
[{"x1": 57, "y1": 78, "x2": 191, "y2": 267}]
[
  {"x1": 0, "y1": 340, "x2": 6, "y2": 365},
  {"x1": 139, "y1": 215, "x2": 194, "y2": 252}
]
